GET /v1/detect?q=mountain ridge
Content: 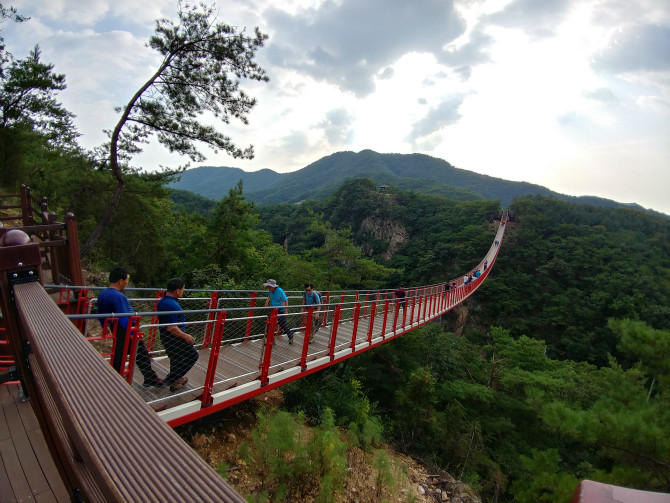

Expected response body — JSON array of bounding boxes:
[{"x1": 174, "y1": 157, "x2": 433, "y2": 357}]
[{"x1": 167, "y1": 150, "x2": 660, "y2": 214}]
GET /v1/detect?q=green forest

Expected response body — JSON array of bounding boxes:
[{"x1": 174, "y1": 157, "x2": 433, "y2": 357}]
[{"x1": 2, "y1": 3, "x2": 670, "y2": 502}]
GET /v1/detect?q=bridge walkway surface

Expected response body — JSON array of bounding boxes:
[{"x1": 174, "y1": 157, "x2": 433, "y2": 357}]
[{"x1": 0, "y1": 381, "x2": 70, "y2": 502}]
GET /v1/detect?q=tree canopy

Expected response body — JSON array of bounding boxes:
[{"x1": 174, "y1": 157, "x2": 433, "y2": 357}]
[{"x1": 81, "y1": 1, "x2": 269, "y2": 256}]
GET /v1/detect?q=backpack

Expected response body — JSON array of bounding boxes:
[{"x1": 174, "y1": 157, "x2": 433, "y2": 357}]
[{"x1": 304, "y1": 290, "x2": 320, "y2": 304}]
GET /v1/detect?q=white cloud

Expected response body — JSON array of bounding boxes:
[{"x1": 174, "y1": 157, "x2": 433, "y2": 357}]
[{"x1": 2, "y1": 0, "x2": 670, "y2": 214}]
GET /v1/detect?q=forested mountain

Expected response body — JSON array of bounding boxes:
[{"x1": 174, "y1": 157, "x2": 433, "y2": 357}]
[
  {"x1": 168, "y1": 150, "x2": 659, "y2": 213},
  {"x1": 4, "y1": 7, "x2": 669, "y2": 500},
  {"x1": 257, "y1": 181, "x2": 670, "y2": 502},
  {"x1": 169, "y1": 166, "x2": 282, "y2": 200}
]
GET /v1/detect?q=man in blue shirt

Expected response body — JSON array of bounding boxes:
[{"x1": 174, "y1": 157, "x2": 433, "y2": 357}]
[
  {"x1": 97, "y1": 267, "x2": 162, "y2": 387},
  {"x1": 302, "y1": 283, "x2": 321, "y2": 342},
  {"x1": 264, "y1": 279, "x2": 293, "y2": 344},
  {"x1": 156, "y1": 278, "x2": 199, "y2": 392}
]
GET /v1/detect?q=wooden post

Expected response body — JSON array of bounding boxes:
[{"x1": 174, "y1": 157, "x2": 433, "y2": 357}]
[{"x1": 64, "y1": 213, "x2": 83, "y2": 286}]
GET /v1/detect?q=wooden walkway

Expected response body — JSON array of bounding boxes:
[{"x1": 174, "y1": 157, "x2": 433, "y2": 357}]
[{"x1": 0, "y1": 381, "x2": 70, "y2": 503}]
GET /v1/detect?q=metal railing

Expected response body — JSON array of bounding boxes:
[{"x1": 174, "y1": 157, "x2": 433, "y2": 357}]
[{"x1": 57, "y1": 211, "x2": 508, "y2": 426}]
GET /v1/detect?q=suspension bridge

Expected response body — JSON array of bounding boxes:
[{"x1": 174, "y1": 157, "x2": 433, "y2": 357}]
[
  {"x1": 62, "y1": 213, "x2": 505, "y2": 427},
  {"x1": 0, "y1": 186, "x2": 508, "y2": 502},
  {"x1": 3, "y1": 189, "x2": 657, "y2": 502}
]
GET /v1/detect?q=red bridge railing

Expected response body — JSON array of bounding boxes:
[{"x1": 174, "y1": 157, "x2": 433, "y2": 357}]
[{"x1": 57, "y1": 212, "x2": 509, "y2": 427}]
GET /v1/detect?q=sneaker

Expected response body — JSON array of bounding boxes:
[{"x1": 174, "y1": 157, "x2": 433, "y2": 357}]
[
  {"x1": 169, "y1": 376, "x2": 188, "y2": 392},
  {"x1": 142, "y1": 377, "x2": 163, "y2": 388},
  {"x1": 288, "y1": 332, "x2": 294, "y2": 345}
]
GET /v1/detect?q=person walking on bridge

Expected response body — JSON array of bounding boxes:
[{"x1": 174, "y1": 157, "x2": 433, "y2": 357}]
[
  {"x1": 264, "y1": 279, "x2": 294, "y2": 344},
  {"x1": 156, "y1": 278, "x2": 199, "y2": 392},
  {"x1": 97, "y1": 267, "x2": 162, "y2": 387},
  {"x1": 394, "y1": 285, "x2": 407, "y2": 311},
  {"x1": 302, "y1": 283, "x2": 322, "y2": 343}
]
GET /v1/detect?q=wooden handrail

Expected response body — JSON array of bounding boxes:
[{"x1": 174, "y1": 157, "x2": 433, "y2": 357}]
[{"x1": 0, "y1": 241, "x2": 245, "y2": 502}]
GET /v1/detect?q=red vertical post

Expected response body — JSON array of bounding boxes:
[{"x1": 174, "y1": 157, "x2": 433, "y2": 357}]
[
  {"x1": 300, "y1": 306, "x2": 314, "y2": 370},
  {"x1": 328, "y1": 304, "x2": 342, "y2": 360},
  {"x1": 259, "y1": 311, "x2": 277, "y2": 386},
  {"x1": 367, "y1": 295, "x2": 378, "y2": 343},
  {"x1": 202, "y1": 311, "x2": 226, "y2": 406},
  {"x1": 381, "y1": 299, "x2": 390, "y2": 338},
  {"x1": 350, "y1": 302, "x2": 361, "y2": 349},
  {"x1": 323, "y1": 291, "x2": 331, "y2": 328},
  {"x1": 245, "y1": 292, "x2": 258, "y2": 341},
  {"x1": 409, "y1": 289, "x2": 416, "y2": 325},
  {"x1": 392, "y1": 296, "x2": 399, "y2": 333},
  {"x1": 74, "y1": 289, "x2": 89, "y2": 333},
  {"x1": 57, "y1": 288, "x2": 71, "y2": 314},
  {"x1": 402, "y1": 292, "x2": 408, "y2": 328},
  {"x1": 416, "y1": 289, "x2": 423, "y2": 322},
  {"x1": 202, "y1": 291, "x2": 219, "y2": 349},
  {"x1": 104, "y1": 318, "x2": 119, "y2": 369},
  {"x1": 125, "y1": 315, "x2": 143, "y2": 384}
]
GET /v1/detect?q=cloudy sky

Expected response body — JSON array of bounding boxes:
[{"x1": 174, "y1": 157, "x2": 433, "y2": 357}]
[{"x1": 5, "y1": 0, "x2": 670, "y2": 213}]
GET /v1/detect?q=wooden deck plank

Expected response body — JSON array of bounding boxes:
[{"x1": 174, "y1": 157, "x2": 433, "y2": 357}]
[{"x1": 0, "y1": 382, "x2": 70, "y2": 503}]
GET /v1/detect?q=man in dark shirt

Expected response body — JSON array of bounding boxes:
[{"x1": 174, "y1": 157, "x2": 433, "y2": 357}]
[
  {"x1": 156, "y1": 278, "x2": 199, "y2": 392},
  {"x1": 394, "y1": 286, "x2": 407, "y2": 311},
  {"x1": 97, "y1": 267, "x2": 162, "y2": 387}
]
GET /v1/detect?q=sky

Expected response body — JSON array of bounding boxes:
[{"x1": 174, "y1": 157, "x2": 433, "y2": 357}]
[{"x1": 4, "y1": 0, "x2": 670, "y2": 214}]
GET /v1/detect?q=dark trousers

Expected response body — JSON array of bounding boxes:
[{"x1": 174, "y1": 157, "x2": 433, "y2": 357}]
[
  {"x1": 112, "y1": 326, "x2": 156, "y2": 380},
  {"x1": 277, "y1": 311, "x2": 292, "y2": 337},
  {"x1": 162, "y1": 334, "x2": 199, "y2": 385}
]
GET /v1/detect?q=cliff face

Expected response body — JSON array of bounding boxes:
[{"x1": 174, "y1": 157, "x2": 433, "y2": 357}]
[{"x1": 358, "y1": 215, "x2": 409, "y2": 261}]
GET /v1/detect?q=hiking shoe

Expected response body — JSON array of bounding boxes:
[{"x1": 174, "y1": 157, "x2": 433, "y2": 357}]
[
  {"x1": 169, "y1": 377, "x2": 188, "y2": 392},
  {"x1": 142, "y1": 378, "x2": 163, "y2": 388}
]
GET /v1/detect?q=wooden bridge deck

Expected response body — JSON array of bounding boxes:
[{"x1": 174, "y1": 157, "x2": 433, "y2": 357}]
[{"x1": 0, "y1": 382, "x2": 69, "y2": 503}]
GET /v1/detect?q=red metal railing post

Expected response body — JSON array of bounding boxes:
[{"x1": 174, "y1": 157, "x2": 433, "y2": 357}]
[
  {"x1": 402, "y1": 292, "x2": 408, "y2": 328},
  {"x1": 202, "y1": 311, "x2": 226, "y2": 407},
  {"x1": 381, "y1": 299, "x2": 390, "y2": 338},
  {"x1": 323, "y1": 292, "x2": 331, "y2": 328},
  {"x1": 350, "y1": 302, "x2": 361, "y2": 349},
  {"x1": 422, "y1": 287, "x2": 429, "y2": 320},
  {"x1": 328, "y1": 304, "x2": 342, "y2": 360},
  {"x1": 57, "y1": 288, "x2": 71, "y2": 314},
  {"x1": 202, "y1": 291, "x2": 219, "y2": 349},
  {"x1": 125, "y1": 315, "x2": 143, "y2": 384},
  {"x1": 245, "y1": 292, "x2": 258, "y2": 341},
  {"x1": 74, "y1": 289, "x2": 89, "y2": 334},
  {"x1": 392, "y1": 296, "x2": 399, "y2": 333},
  {"x1": 367, "y1": 296, "x2": 377, "y2": 343},
  {"x1": 300, "y1": 306, "x2": 314, "y2": 369},
  {"x1": 259, "y1": 311, "x2": 277, "y2": 385},
  {"x1": 103, "y1": 318, "x2": 119, "y2": 369}
]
